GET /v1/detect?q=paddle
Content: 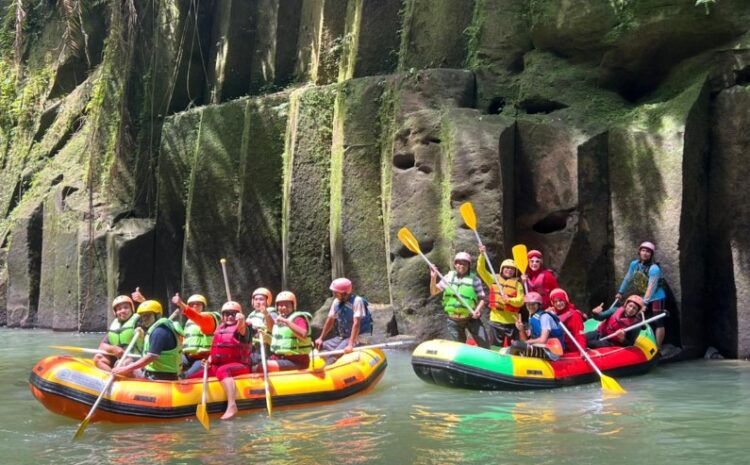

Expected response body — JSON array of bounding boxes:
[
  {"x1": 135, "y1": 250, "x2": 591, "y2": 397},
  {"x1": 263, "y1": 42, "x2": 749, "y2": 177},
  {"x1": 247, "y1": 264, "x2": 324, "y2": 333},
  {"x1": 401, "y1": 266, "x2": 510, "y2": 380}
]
[
  {"x1": 73, "y1": 327, "x2": 144, "y2": 440},
  {"x1": 397, "y1": 227, "x2": 476, "y2": 316},
  {"x1": 459, "y1": 202, "x2": 508, "y2": 301},
  {"x1": 258, "y1": 329, "x2": 273, "y2": 417},
  {"x1": 316, "y1": 340, "x2": 415, "y2": 358},
  {"x1": 558, "y1": 321, "x2": 625, "y2": 394},
  {"x1": 512, "y1": 244, "x2": 529, "y2": 294},
  {"x1": 195, "y1": 356, "x2": 211, "y2": 430},
  {"x1": 598, "y1": 312, "x2": 667, "y2": 342},
  {"x1": 49, "y1": 346, "x2": 115, "y2": 356},
  {"x1": 220, "y1": 258, "x2": 232, "y2": 301}
]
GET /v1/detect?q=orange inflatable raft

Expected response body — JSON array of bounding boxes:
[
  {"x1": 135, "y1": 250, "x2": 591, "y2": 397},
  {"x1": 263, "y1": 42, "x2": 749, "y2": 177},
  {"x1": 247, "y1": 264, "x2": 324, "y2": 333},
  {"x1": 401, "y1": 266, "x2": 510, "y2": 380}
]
[{"x1": 29, "y1": 349, "x2": 386, "y2": 423}]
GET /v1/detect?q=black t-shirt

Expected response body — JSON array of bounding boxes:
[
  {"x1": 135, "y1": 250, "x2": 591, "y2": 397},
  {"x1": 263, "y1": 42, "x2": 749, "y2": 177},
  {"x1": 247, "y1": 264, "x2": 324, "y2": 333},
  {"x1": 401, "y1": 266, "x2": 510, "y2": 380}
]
[{"x1": 147, "y1": 325, "x2": 177, "y2": 356}]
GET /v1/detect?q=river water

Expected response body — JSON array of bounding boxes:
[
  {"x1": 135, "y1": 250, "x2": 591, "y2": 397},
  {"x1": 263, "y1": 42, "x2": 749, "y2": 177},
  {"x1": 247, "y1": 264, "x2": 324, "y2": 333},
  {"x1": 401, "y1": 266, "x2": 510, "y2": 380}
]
[{"x1": 2, "y1": 328, "x2": 748, "y2": 465}]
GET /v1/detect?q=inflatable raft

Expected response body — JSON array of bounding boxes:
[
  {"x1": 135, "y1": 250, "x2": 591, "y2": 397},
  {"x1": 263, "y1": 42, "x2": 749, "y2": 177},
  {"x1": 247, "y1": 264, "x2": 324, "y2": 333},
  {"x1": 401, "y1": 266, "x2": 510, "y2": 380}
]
[
  {"x1": 30, "y1": 349, "x2": 386, "y2": 422},
  {"x1": 411, "y1": 319, "x2": 659, "y2": 390}
]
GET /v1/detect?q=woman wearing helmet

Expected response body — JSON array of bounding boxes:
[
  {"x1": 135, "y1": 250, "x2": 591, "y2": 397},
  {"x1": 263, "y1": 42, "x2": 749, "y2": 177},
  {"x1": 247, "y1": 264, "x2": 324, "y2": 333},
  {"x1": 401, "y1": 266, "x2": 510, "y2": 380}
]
[
  {"x1": 587, "y1": 295, "x2": 646, "y2": 348},
  {"x1": 429, "y1": 252, "x2": 488, "y2": 348},
  {"x1": 520, "y1": 249, "x2": 560, "y2": 308},
  {"x1": 477, "y1": 245, "x2": 525, "y2": 347},
  {"x1": 112, "y1": 299, "x2": 183, "y2": 381},
  {"x1": 94, "y1": 295, "x2": 143, "y2": 371},
  {"x1": 267, "y1": 291, "x2": 313, "y2": 371},
  {"x1": 246, "y1": 287, "x2": 278, "y2": 365},
  {"x1": 549, "y1": 288, "x2": 587, "y2": 353},
  {"x1": 315, "y1": 278, "x2": 368, "y2": 354},
  {"x1": 510, "y1": 292, "x2": 565, "y2": 360}
]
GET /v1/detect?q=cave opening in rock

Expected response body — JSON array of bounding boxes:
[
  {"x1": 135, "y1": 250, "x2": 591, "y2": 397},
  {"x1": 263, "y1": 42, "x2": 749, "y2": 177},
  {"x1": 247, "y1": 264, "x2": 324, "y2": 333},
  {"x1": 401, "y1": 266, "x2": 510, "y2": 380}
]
[
  {"x1": 393, "y1": 152, "x2": 416, "y2": 170},
  {"x1": 516, "y1": 97, "x2": 568, "y2": 114},
  {"x1": 532, "y1": 210, "x2": 572, "y2": 234},
  {"x1": 487, "y1": 96, "x2": 506, "y2": 114}
]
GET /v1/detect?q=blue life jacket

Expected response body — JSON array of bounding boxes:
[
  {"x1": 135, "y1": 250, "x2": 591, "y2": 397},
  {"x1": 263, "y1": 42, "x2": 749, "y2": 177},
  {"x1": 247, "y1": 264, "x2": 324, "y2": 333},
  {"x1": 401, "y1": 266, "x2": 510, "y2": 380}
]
[
  {"x1": 334, "y1": 295, "x2": 373, "y2": 337},
  {"x1": 529, "y1": 310, "x2": 565, "y2": 351}
]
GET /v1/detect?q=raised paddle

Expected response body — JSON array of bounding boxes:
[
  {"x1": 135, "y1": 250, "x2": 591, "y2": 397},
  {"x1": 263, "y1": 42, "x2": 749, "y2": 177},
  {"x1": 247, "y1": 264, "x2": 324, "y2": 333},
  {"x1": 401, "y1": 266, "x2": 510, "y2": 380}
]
[
  {"x1": 511, "y1": 244, "x2": 530, "y2": 294},
  {"x1": 397, "y1": 227, "x2": 476, "y2": 316},
  {"x1": 196, "y1": 356, "x2": 211, "y2": 430},
  {"x1": 459, "y1": 202, "x2": 508, "y2": 301},
  {"x1": 73, "y1": 327, "x2": 144, "y2": 440},
  {"x1": 598, "y1": 312, "x2": 667, "y2": 342},
  {"x1": 558, "y1": 321, "x2": 626, "y2": 394},
  {"x1": 220, "y1": 258, "x2": 232, "y2": 301},
  {"x1": 316, "y1": 340, "x2": 415, "y2": 358}
]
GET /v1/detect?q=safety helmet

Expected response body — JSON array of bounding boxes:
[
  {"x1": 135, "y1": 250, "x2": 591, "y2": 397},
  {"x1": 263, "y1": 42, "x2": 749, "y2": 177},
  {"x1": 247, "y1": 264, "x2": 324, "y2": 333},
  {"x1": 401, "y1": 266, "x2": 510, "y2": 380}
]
[
  {"x1": 275, "y1": 291, "x2": 297, "y2": 310},
  {"x1": 639, "y1": 241, "x2": 656, "y2": 253},
  {"x1": 454, "y1": 252, "x2": 472, "y2": 264},
  {"x1": 136, "y1": 300, "x2": 163, "y2": 316},
  {"x1": 524, "y1": 292, "x2": 543, "y2": 304},
  {"x1": 549, "y1": 288, "x2": 570, "y2": 305},
  {"x1": 500, "y1": 259, "x2": 518, "y2": 270},
  {"x1": 625, "y1": 295, "x2": 646, "y2": 312},
  {"x1": 221, "y1": 301, "x2": 242, "y2": 314},
  {"x1": 330, "y1": 277, "x2": 353, "y2": 294},
  {"x1": 527, "y1": 250, "x2": 543, "y2": 260},
  {"x1": 112, "y1": 295, "x2": 134, "y2": 314},
  {"x1": 187, "y1": 294, "x2": 208, "y2": 307},
  {"x1": 251, "y1": 287, "x2": 273, "y2": 306}
]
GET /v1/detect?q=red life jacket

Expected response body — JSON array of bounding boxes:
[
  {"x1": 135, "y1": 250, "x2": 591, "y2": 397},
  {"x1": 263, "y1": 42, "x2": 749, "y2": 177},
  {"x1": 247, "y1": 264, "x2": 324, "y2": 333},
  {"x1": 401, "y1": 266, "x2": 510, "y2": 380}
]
[
  {"x1": 210, "y1": 322, "x2": 251, "y2": 366},
  {"x1": 597, "y1": 307, "x2": 640, "y2": 338}
]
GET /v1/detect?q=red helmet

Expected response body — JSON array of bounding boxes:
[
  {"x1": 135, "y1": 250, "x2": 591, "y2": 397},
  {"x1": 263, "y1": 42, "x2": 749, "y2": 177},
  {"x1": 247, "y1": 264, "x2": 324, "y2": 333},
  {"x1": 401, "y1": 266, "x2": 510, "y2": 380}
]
[
  {"x1": 639, "y1": 241, "x2": 655, "y2": 253},
  {"x1": 625, "y1": 295, "x2": 646, "y2": 312},
  {"x1": 112, "y1": 295, "x2": 134, "y2": 314},
  {"x1": 454, "y1": 252, "x2": 472, "y2": 264},
  {"x1": 524, "y1": 292, "x2": 543, "y2": 304},
  {"x1": 251, "y1": 287, "x2": 273, "y2": 306},
  {"x1": 330, "y1": 277, "x2": 353, "y2": 294},
  {"x1": 221, "y1": 301, "x2": 242, "y2": 313},
  {"x1": 527, "y1": 250, "x2": 543, "y2": 260}
]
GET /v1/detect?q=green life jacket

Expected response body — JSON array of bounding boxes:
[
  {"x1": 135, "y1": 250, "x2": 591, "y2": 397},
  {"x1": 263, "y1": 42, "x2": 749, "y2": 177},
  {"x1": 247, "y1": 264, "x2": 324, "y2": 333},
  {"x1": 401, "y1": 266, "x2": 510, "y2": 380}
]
[
  {"x1": 247, "y1": 307, "x2": 278, "y2": 346},
  {"x1": 143, "y1": 318, "x2": 182, "y2": 375},
  {"x1": 182, "y1": 312, "x2": 220, "y2": 356},
  {"x1": 442, "y1": 271, "x2": 478, "y2": 318},
  {"x1": 270, "y1": 311, "x2": 313, "y2": 356},
  {"x1": 107, "y1": 313, "x2": 143, "y2": 356}
]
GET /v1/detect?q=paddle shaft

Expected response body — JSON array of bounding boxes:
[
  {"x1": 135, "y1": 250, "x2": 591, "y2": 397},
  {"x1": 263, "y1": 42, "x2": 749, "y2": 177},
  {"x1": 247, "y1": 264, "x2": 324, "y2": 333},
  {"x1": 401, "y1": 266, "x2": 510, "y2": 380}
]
[
  {"x1": 472, "y1": 230, "x2": 508, "y2": 301},
  {"x1": 558, "y1": 321, "x2": 606, "y2": 378},
  {"x1": 258, "y1": 329, "x2": 273, "y2": 416},
  {"x1": 220, "y1": 259, "x2": 232, "y2": 301},
  {"x1": 49, "y1": 346, "x2": 115, "y2": 356},
  {"x1": 420, "y1": 252, "x2": 477, "y2": 316},
  {"x1": 316, "y1": 340, "x2": 414, "y2": 358},
  {"x1": 598, "y1": 312, "x2": 667, "y2": 342}
]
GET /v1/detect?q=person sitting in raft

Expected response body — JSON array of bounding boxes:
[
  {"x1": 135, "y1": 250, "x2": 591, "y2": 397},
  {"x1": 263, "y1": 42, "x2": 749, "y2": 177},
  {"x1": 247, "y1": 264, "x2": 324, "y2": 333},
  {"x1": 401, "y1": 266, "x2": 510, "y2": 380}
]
[
  {"x1": 173, "y1": 294, "x2": 252, "y2": 420},
  {"x1": 615, "y1": 241, "x2": 667, "y2": 347},
  {"x1": 586, "y1": 295, "x2": 646, "y2": 348},
  {"x1": 548, "y1": 288, "x2": 587, "y2": 352},
  {"x1": 429, "y1": 252, "x2": 489, "y2": 348},
  {"x1": 181, "y1": 294, "x2": 220, "y2": 378},
  {"x1": 267, "y1": 291, "x2": 313, "y2": 371},
  {"x1": 315, "y1": 278, "x2": 367, "y2": 354},
  {"x1": 112, "y1": 300, "x2": 183, "y2": 381},
  {"x1": 510, "y1": 292, "x2": 565, "y2": 360},
  {"x1": 246, "y1": 287, "x2": 277, "y2": 367},
  {"x1": 477, "y1": 245, "x2": 524, "y2": 347},
  {"x1": 521, "y1": 249, "x2": 560, "y2": 308},
  {"x1": 94, "y1": 295, "x2": 143, "y2": 372}
]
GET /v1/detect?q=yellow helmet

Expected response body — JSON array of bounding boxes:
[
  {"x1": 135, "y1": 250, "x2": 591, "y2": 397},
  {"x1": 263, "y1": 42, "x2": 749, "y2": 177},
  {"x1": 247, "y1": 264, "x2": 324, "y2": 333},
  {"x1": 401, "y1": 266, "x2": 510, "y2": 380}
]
[
  {"x1": 187, "y1": 294, "x2": 208, "y2": 307},
  {"x1": 275, "y1": 291, "x2": 297, "y2": 310},
  {"x1": 137, "y1": 300, "x2": 163, "y2": 316},
  {"x1": 251, "y1": 288, "x2": 273, "y2": 306},
  {"x1": 500, "y1": 259, "x2": 518, "y2": 271},
  {"x1": 111, "y1": 295, "x2": 134, "y2": 314}
]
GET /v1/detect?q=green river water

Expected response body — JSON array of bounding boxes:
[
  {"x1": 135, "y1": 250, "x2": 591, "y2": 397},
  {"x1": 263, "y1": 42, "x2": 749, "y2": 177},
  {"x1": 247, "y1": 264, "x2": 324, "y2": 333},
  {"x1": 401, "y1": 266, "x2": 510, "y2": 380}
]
[{"x1": 1, "y1": 328, "x2": 748, "y2": 465}]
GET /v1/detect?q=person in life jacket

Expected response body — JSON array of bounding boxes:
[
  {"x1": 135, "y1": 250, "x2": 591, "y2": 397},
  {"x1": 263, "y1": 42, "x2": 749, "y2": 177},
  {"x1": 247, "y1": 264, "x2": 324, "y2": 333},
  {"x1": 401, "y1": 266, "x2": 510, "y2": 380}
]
[
  {"x1": 245, "y1": 287, "x2": 278, "y2": 366},
  {"x1": 180, "y1": 294, "x2": 221, "y2": 378},
  {"x1": 586, "y1": 295, "x2": 646, "y2": 348},
  {"x1": 112, "y1": 299, "x2": 183, "y2": 381},
  {"x1": 94, "y1": 295, "x2": 143, "y2": 372},
  {"x1": 267, "y1": 291, "x2": 313, "y2": 371},
  {"x1": 615, "y1": 241, "x2": 667, "y2": 347},
  {"x1": 315, "y1": 278, "x2": 368, "y2": 354},
  {"x1": 174, "y1": 297, "x2": 252, "y2": 420},
  {"x1": 521, "y1": 250, "x2": 560, "y2": 308},
  {"x1": 477, "y1": 245, "x2": 525, "y2": 347},
  {"x1": 429, "y1": 252, "x2": 489, "y2": 348},
  {"x1": 510, "y1": 292, "x2": 565, "y2": 360},
  {"x1": 548, "y1": 288, "x2": 587, "y2": 352}
]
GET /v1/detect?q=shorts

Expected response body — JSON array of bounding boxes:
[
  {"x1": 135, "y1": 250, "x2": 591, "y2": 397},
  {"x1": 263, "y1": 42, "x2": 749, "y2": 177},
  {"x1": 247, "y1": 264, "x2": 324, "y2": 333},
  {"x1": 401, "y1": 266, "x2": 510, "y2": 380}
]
[{"x1": 647, "y1": 299, "x2": 666, "y2": 329}]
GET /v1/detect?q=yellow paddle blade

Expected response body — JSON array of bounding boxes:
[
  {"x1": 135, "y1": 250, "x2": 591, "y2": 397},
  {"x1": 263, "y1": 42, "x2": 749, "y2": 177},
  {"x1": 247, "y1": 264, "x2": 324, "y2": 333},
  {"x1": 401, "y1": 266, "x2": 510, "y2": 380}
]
[
  {"x1": 397, "y1": 227, "x2": 422, "y2": 255},
  {"x1": 512, "y1": 244, "x2": 529, "y2": 274},
  {"x1": 196, "y1": 404, "x2": 210, "y2": 431},
  {"x1": 266, "y1": 395, "x2": 273, "y2": 417},
  {"x1": 601, "y1": 375, "x2": 626, "y2": 395},
  {"x1": 73, "y1": 418, "x2": 90, "y2": 440},
  {"x1": 459, "y1": 202, "x2": 477, "y2": 230}
]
